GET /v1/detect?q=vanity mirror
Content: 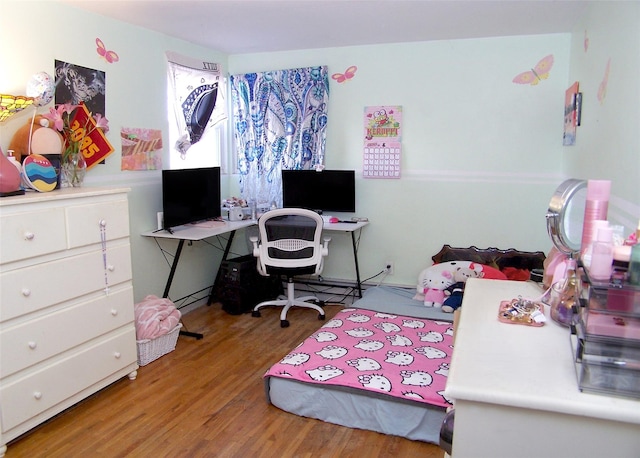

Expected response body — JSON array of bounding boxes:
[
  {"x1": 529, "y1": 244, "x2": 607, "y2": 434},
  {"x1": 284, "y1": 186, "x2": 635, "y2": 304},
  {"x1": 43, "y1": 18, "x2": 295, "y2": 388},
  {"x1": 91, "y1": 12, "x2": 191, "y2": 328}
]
[{"x1": 546, "y1": 178, "x2": 587, "y2": 256}]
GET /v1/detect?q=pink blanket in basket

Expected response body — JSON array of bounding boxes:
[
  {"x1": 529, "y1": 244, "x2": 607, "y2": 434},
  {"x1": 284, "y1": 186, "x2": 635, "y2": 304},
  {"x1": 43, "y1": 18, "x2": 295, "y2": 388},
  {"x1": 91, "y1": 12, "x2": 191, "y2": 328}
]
[
  {"x1": 265, "y1": 308, "x2": 453, "y2": 408},
  {"x1": 134, "y1": 295, "x2": 181, "y2": 340}
]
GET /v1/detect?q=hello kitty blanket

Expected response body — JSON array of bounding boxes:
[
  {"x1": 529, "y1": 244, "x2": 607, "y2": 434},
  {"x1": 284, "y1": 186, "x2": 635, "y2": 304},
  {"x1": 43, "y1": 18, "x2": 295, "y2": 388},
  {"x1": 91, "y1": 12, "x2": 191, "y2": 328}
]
[{"x1": 264, "y1": 308, "x2": 453, "y2": 408}]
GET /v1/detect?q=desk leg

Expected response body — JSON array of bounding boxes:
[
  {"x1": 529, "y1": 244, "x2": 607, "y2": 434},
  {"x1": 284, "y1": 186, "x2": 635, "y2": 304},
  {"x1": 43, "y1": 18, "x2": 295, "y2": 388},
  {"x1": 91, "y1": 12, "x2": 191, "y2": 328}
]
[
  {"x1": 207, "y1": 230, "x2": 237, "y2": 305},
  {"x1": 351, "y1": 231, "x2": 363, "y2": 298},
  {"x1": 163, "y1": 239, "x2": 185, "y2": 299},
  {"x1": 161, "y1": 239, "x2": 204, "y2": 340}
]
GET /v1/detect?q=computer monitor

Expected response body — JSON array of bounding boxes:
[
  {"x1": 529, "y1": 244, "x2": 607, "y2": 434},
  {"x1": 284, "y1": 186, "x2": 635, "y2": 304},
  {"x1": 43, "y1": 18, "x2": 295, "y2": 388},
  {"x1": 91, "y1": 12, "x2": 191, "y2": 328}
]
[
  {"x1": 162, "y1": 166, "x2": 221, "y2": 230},
  {"x1": 281, "y1": 169, "x2": 356, "y2": 213}
]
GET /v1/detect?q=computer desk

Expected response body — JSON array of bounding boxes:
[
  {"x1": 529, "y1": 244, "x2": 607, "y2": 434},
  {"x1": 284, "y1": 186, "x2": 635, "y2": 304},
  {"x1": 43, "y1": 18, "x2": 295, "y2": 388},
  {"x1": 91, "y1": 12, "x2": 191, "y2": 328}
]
[
  {"x1": 320, "y1": 220, "x2": 369, "y2": 298},
  {"x1": 141, "y1": 219, "x2": 255, "y2": 338},
  {"x1": 141, "y1": 218, "x2": 368, "y2": 337}
]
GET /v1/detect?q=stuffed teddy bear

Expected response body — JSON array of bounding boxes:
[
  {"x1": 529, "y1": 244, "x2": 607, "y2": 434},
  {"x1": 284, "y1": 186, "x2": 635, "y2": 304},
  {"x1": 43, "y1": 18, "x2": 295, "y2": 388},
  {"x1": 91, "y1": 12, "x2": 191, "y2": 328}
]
[
  {"x1": 417, "y1": 268, "x2": 454, "y2": 308},
  {"x1": 442, "y1": 266, "x2": 483, "y2": 313},
  {"x1": 8, "y1": 115, "x2": 64, "y2": 163}
]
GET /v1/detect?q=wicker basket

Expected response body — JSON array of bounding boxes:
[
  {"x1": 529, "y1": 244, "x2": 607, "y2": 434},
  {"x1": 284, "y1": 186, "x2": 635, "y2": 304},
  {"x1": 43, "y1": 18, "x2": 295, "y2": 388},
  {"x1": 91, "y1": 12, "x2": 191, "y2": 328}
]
[{"x1": 136, "y1": 323, "x2": 182, "y2": 366}]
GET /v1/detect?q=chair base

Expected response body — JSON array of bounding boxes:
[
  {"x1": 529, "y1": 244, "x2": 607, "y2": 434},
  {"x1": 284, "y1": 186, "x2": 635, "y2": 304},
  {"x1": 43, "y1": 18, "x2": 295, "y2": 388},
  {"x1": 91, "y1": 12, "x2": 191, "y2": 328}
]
[{"x1": 252, "y1": 281, "x2": 325, "y2": 327}]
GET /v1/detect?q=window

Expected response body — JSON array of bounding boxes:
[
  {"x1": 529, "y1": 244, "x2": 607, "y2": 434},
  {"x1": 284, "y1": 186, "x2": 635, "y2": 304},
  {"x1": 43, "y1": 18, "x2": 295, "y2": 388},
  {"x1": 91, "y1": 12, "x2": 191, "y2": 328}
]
[{"x1": 166, "y1": 52, "x2": 227, "y2": 170}]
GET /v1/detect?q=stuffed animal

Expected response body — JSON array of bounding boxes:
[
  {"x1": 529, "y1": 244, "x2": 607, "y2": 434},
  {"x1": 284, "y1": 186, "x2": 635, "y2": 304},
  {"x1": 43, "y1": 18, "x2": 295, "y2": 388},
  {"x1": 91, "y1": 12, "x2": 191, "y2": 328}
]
[
  {"x1": 442, "y1": 266, "x2": 483, "y2": 313},
  {"x1": 8, "y1": 115, "x2": 64, "y2": 163},
  {"x1": 418, "y1": 268, "x2": 454, "y2": 308}
]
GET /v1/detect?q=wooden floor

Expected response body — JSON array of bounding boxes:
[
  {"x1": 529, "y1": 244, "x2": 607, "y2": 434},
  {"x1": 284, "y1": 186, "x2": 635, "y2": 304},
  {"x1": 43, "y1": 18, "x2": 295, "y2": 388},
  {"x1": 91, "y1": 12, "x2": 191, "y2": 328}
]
[{"x1": 6, "y1": 302, "x2": 445, "y2": 458}]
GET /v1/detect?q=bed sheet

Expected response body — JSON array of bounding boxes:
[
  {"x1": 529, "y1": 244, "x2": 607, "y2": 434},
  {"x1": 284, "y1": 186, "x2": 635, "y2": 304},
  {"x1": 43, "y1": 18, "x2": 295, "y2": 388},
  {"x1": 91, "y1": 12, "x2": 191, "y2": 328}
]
[{"x1": 264, "y1": 307, "x2": 453, "y2": 443}]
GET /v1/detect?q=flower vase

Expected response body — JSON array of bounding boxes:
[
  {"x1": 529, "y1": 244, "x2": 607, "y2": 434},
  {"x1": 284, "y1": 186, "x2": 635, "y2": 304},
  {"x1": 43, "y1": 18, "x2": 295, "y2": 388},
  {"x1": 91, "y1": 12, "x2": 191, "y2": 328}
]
[{"x1": 62, "y1": 153, "x2": 87, "y2": 187}]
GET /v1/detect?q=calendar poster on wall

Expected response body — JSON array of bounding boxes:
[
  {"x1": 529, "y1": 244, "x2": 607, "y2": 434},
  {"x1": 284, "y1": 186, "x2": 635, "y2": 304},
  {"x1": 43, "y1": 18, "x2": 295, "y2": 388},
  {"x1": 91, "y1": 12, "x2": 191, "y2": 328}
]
[{"x1": 363, "y1": 105, "x2": 402, "y2": 179}]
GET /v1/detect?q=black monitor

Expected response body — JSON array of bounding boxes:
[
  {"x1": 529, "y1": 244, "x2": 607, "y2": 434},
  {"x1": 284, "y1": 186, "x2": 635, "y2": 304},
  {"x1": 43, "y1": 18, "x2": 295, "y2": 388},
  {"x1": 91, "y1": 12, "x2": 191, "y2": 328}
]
[
  {"x1": 162, "y1": 166, "x2": 221, "y2": 230},
  {"x1": 282, "y1": 169, "x2": 356, "y2": 213}
]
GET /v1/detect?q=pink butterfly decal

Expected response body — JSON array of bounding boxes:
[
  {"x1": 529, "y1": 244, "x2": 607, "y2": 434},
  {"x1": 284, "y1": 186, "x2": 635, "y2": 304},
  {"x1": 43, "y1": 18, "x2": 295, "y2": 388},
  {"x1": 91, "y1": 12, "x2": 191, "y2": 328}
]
[
  {"x1": 512, "y1": 55, "x2": 554, "y2": 85},
  {"x1": 332, "y1": 65, "x2": 357, "y2": 83},
  {"x1": 597, "y1": 58, "x2": 611, "y2": 104},
  {"x1": 96, "y1": 37, "x2": 119, "y2": 63},
  {"x1": 584, "y1": 30, "x2": 589, "y2": 52}
]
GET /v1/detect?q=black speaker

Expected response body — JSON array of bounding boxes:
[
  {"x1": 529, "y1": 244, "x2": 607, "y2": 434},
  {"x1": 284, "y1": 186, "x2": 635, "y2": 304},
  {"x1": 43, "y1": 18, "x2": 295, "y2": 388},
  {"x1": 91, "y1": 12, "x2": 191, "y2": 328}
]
[{"x1": 214, "y1": 255, "x2": 282, "y2": 315}]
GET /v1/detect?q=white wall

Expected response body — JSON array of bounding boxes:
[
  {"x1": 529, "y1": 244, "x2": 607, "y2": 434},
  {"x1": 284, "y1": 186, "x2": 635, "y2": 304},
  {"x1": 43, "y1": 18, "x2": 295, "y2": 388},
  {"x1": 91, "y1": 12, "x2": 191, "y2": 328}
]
[
  {"x1": 2, "y1": 1, "x2": 637, "y2": 303},
  {"x1": 230, "y1": 34, "x2": 570, "y2": 284},
  {"x1": 565, "y1": 2, "x2": 640, "y2": 230}
]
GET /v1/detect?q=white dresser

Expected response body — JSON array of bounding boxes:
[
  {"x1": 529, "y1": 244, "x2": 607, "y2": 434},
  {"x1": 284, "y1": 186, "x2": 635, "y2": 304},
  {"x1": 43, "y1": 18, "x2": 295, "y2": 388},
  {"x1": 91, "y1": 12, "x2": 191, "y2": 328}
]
[
  {"x1": 0, "y1": 187, "x2": 138, "y2": 456},
  {"x1": 445, "y1": 278, "x2": 640, "y2": 458}
]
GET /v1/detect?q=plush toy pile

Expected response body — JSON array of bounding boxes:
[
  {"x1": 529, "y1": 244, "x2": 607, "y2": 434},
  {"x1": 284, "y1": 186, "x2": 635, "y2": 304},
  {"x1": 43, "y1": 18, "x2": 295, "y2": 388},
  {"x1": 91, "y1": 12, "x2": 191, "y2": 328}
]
[
  {"x1": 8, "y1": 115, "x2": 63, "y2": 162},
  {"x1": 414, "y1": 261, "x2": 507, "y2": 312}
]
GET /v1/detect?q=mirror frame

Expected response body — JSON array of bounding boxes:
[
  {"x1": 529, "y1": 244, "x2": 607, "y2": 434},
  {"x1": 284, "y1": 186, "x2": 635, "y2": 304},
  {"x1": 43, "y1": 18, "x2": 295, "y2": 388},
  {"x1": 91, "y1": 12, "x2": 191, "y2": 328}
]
[{"x1": 546, "y1": 178, "x2": 587, "y2": 256}]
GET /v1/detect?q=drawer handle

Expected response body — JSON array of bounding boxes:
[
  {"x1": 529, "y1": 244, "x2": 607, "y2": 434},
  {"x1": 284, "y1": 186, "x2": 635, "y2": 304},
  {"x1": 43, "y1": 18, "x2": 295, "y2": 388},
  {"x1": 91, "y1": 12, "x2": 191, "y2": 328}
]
[
  {"x1": 33, "y1": 391, "x2": 42, "y2": 400},
  {"x1": 107, "y1": 265, "x2": 115, "y2": 272},
  {"x1": 111, "y1": 309, "x2": 118, "y2": 316},
  {"x1": 28, "y1": 341, "x2": 37, "y2": 349},
  {"x1": 24, "y1": 232, "x2": 35, "y2": 241},
  {"x1": 114, "y1": 352, "x2": 121, "y2": 359},
  {"x1": 22, "y1": 288, "x2": 31, "y2": 297}
]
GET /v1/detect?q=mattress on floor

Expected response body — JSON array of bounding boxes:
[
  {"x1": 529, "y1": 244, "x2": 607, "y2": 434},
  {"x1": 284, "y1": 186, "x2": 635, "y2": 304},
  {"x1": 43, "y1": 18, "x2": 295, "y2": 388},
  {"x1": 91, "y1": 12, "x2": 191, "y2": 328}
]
[
  {"x1": 353, "y1": 285, "x2": 454, "y2": 321},
  {"x1": 264, "y1": 307, "x2": 453, "y2": 443}
]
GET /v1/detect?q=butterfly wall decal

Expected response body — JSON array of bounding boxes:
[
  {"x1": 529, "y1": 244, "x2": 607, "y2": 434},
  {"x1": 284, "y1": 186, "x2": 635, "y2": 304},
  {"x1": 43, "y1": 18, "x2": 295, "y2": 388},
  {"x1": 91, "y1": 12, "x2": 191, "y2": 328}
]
[
  {"x1": 512, "y1": 54, "x2": 554, "y2": 85},
  {"x1": 332, "y1": 65, "x2": 357, "y2": 83},
  {"x1": 96, "y1": 38, "x2": 119, "y2": 63},
  {"x1": 597, "y1": 58, "x2": 611, "y2": 104}
]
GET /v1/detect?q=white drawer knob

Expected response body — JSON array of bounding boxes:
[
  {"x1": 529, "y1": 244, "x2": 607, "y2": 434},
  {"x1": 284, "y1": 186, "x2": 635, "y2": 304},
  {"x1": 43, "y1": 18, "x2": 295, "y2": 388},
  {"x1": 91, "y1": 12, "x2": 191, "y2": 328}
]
[
  {"x1": 33, "y1": 391, "x2": 42, "y2": 400},
  {"x1": 111, "y1": 308, "x2": 118, "y2": 316},
  {"x1": 114, "y1": 352, "x2": 121, "y2": 359},
  {"x1": 107, "y1": 265, "x2": 115, "y2": 272},
  {"x1": 28, "y1": 341, "x2": 37, "y2": 349},
  {"x1": 24, "y1": 232, "x2": 35, "y2": 241},
  {"x1": 22, "y1": 288, "x2": 31, "y2": 297}
]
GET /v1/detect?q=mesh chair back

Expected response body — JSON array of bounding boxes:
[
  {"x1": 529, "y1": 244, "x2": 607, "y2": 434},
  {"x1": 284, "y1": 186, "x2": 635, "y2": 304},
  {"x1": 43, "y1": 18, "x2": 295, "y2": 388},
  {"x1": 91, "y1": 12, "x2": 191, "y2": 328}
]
[{"x1": 256, "y1": 208, "x2": 325, "y2": 277}]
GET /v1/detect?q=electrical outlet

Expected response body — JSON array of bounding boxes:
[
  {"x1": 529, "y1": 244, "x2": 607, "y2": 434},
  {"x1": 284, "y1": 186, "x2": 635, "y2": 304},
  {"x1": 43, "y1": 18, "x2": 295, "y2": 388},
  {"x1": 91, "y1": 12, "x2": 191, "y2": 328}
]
[{"x1": 384, "y1": 261, "x2": 394, "y2": 275}]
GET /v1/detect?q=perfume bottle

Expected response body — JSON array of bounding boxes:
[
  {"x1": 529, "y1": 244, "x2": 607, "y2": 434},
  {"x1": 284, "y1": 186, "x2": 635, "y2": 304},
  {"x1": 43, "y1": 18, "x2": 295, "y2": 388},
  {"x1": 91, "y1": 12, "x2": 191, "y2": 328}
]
[{"x1": 549, "y1": 258, "x2": 577, "y2": 327}]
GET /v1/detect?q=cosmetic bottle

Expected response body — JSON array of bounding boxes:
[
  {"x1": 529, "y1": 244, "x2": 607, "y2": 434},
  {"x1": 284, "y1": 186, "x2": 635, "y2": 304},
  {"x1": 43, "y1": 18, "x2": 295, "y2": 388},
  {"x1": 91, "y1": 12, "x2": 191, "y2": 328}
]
[
  {"x1": 589, "y1": 226, "x2": 614, "y2": 282},
  {"x1": 549, "y1": 258, "x2": 577, "y2": 327},
  {"x1": 629, "y1": 221, "x2": 640, "y2": 286},
  {"x1": 580, "y1": 180, "x2": 611, "y2": 259},
  {"x1": 581, "y1": 219, "x2": 609, "y2": 269},
  {"x1": 629, "y1": 244, "x2": 640, "y2": 286}
]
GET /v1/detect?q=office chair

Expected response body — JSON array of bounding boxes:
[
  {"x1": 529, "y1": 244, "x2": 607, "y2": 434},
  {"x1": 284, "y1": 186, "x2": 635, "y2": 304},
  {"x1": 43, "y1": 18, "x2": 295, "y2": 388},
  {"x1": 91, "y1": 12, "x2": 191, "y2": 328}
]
[{"x1": 250, "y1": 208, "x2": 330, "y2": 327}]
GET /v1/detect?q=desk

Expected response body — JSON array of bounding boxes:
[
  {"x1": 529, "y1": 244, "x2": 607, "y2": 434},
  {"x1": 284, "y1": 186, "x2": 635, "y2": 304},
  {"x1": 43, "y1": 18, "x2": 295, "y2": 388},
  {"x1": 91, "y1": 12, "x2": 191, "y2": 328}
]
[
  {"x1": 141, "y1": 218, "x2": 368, "y2": 332},
  {"x1": 445, "y1": 279, "x2": 640, "y2": 457},
  {"x1": 318, "y1": 220, "x2": 368, "y2": 297},
  {"x1": 141, "y1": 220, "x2": 255, "y2": 338}
]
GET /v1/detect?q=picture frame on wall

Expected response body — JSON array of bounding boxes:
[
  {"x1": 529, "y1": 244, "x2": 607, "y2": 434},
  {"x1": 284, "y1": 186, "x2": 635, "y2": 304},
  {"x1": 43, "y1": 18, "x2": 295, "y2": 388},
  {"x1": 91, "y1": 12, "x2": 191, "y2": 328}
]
[{"x1": 563, "y1": 82, "x2": 580, "y2": 146}]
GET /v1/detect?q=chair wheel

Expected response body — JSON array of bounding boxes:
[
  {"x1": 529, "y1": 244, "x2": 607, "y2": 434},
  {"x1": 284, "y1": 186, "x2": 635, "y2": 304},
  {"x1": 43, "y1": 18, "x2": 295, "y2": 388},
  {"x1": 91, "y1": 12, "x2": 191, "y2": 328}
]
[
  {"x1": 252, "y1": 310, "x2": 261, "y2": 317},
  {"x1": 318, "y1": 314, "x2": 325, "y2": 321},
  {"x1": 280, "y1": 319, "x2": 290, "y2": 328}
]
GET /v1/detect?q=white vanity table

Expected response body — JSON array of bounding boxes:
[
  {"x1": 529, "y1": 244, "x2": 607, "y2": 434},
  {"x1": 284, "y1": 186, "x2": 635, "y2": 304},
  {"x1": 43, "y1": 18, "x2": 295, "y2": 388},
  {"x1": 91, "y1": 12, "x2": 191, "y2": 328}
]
[{"x1": 445, "y1": 278, "x2": 640, "y2": 458}]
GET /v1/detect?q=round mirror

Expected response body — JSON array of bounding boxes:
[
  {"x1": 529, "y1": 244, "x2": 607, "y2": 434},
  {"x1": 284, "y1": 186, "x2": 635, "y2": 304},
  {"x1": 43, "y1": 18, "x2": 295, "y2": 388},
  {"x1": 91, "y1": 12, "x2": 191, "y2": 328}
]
[{"x1": 546, "y1": 179, "x2": 587, "y2": 256}]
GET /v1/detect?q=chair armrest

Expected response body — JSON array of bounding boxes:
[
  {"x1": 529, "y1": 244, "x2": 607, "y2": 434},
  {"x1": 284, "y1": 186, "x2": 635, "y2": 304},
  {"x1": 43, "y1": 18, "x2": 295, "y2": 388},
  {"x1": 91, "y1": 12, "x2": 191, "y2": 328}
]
[
  {"x1": 250, "y1": 236, "x2": 259, "y2": 257},
  {"x1": 322, "y1": 237, "x2": 331, "y2": 256}
]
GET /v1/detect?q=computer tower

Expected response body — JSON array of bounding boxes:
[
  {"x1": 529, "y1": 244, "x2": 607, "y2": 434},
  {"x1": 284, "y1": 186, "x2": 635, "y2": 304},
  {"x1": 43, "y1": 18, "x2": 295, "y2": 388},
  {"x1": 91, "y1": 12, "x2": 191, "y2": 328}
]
[{"x1": 214, "y1": 255, "x2": 283, "y2": 315}]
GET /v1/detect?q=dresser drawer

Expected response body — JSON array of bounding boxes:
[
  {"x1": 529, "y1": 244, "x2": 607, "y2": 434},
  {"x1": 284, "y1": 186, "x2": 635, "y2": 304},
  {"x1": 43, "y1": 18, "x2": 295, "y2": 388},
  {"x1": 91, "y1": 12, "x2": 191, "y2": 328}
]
[
  {"x1": 0, "y1": 208, "x2": 67, "y2": 264},
  {"x1": 1, "y1": 287, "x2": 134, "y2": 378},
  {"x1": 0, "y1": 326, "x2": 137, "y2": 432},
  {"x1": 66, "y1": 199, "x2": 130, "y2": 248},
  {"x1": 0, "y1": 244, "x2": 132, "y2": 322}
]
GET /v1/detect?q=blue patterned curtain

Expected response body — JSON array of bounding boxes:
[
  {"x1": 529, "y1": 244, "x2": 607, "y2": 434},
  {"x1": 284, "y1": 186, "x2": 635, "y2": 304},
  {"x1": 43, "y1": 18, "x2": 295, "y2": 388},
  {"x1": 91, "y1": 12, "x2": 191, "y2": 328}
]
[{"x1": 230, "y1": 66, "x2": 329, "y2": 207}]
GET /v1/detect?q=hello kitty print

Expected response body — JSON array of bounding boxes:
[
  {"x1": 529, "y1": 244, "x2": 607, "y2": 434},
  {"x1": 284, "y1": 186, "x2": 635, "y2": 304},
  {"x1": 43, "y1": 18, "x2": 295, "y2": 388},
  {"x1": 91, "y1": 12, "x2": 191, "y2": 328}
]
[{"x1": 265, "y1": 308, "x2": 453, "y2": 408}]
